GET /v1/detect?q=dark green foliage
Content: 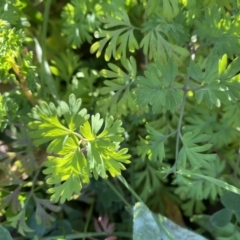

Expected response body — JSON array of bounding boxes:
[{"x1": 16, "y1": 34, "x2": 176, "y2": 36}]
[{"x1": 1, "y1": 0, "x2": 240, "y2": 239}]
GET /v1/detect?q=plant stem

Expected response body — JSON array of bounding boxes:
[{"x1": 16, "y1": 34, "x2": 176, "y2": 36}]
[
  {"x1": 83, "y1": 199, "x2": 95, "y2": 240},
  {"x1": 173, "y1": 74, "x2": 189, "y2": 172},
  {"x1": 117, "y1": 176, "x2": 142, "y2": 203},
  {"x1": 105, "y1": 179, "x2": 132, "y2": 208},
  {"x1": 39, "y1": 0, "x2": 59, "y2": 103},
  {"x1": 14, "y1": 232, "x2": 132, "y2": 240},
  {"x1": 234, "y1": 144, "x2": 240, "y2": 178}
]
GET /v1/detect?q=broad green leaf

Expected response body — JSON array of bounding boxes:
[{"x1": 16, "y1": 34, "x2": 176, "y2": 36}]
[
  {"x1": 0, "y1": 225, "x2": 13, "y2": 240},
  {"x1": 210, "y1": 208, "x2": 232, "y2": 227},
  {"x1": 136, "y1": 60, "x2": 182, "y2": 113},
  {"x1": 234, "y1": 211, "x2": 240, "y2": 223},
  {"x1": 178, "y1": 129, "x2": 216, "y2": 168},
  {"x1": 90, "y1": 11, "x2": 138, "y2": 61},
  {"x1": 133, "y1": 202, "x2": 207, "y2": 240},
  {"x1": 221, "y1": 192, "x2": 240, "y2": 212},
  {"x1": 192, "y1": 214, "x2": 240, "y2": 240}
]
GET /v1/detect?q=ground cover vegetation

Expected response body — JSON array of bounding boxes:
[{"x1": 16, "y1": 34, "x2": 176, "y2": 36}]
[{"x1": 1, "y1": 0, "x2": 240, "y2": 239}]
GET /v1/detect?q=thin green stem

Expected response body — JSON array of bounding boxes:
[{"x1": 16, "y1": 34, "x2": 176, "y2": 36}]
[
  {"x1": 13, "y1": 232, "x2": 132, "y2": 240},
  {"x1": 144, "y1": 0, "x2": 152, "y2": 20},
  {"x1": 73, "y1": 131, "x2": 85, "y2": 141},
  {"x1": 234, "y1": 144, "x2": 240, "y2": 178},
  {"x1": 41, "y1": 0, "x2": 51, "y2": 64},
  {"x1": 105, "y1": 179, "x2": 132, "y2": 208},
  {"x1": 39, "y1": 0, "x2": 59, "y2": 102},
  {"x1": 117, "y1": 176, "x2": 142, "y2": 203},
  {"x1": 173, "y1": 74, "x2": 190, "y2": 172},
  {"x1": 83, "y1": 200, "x2": 95, "y2": 240}
]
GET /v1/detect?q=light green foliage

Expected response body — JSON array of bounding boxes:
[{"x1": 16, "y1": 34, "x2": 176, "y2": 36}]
[
  {"x1": 2, "y1": 0, "x2": 240, "y2": 239},
  {"x1": 0, "y1": 94, "x2": 7, "y2": 131},
  {"x1": 29, "y1": 94, "x2": 130, "y2": 203},
  {"x1": 90, "y1": 10, "x2": 139, "y2": 61},
  {"x1": 136, "y1": 59, "x2": 182, "y2": 113},
  {"x1": 0, "y1": 94, "x2": 18, "y2": 131},
  {"x1": 21, "y1": 52, "x2": 38, "y2": 92},
  {"x1": 98, "y1": 56, "x2": 137, "y2": 116},
  {"x1": 0, "y1": 20, "x2": 23, "y2": 82}
]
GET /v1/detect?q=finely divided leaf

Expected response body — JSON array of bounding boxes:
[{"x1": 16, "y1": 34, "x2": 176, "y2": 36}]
[
  {"x1": 81, "y1": 114, "x2": 130, "y2": 179},
  {"x1": 29, "y1": 94, "x2": 130, "y2": 203},
  {"x1": 98, "y1": 56, "x2": 137, "y2": 116},
  {"x1": 140, "y1": 15, "x2": 189, "y2": 63},
  {"x1": 189, "y1": 53, "x2": 240, "y2": 108},
  {"x1": 47, "y1": 175, "x2": 82, "y2": 204},
  {"x1": 178, "y1": 129, "x2": 216, "y2": 168},
  {"x1": 138, "y1": 124, "x2": 170, "y2": 162},
  {"x1": 90, "y1": 11, "x2": 139, "y2": 61},
  {"x1": 136, "y1": 60, "x2": 182, "y2": 113},
  {"x1": 29, "y1": 94, "x2": 89, "y2": 146},
  {"x1": 61, "y1": 2, "x2": 100, "y2": 47}
]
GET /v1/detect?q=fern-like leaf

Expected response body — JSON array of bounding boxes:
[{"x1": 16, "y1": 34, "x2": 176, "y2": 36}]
[
  {"x1": 140, "y1": 14, "x2": 189, "y2": 63},
  {"x1": 136, "y1": 59, "x2": 182, "y2": 113},
  {"x1": 188, "y1": 53, "x2": 240, "y2": 108},
  {"x1": 29, "y1": 94, "x2": 130, "y2": 203},
  {"x1": 178, "y1": 129, "x2": 216, "y2": 168},
  {"x1": 90, "y1": 11, "x2": 139, "y2": 61},
  {"x1": 98, "y1": 56, "x2": 137, "y2": 116}
]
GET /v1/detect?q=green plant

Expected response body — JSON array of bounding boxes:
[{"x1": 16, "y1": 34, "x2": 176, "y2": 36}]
[{"x1": 1, "y1": 0, "x2": 240, "y2": 239}]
